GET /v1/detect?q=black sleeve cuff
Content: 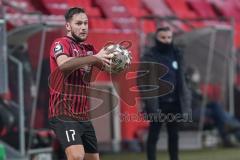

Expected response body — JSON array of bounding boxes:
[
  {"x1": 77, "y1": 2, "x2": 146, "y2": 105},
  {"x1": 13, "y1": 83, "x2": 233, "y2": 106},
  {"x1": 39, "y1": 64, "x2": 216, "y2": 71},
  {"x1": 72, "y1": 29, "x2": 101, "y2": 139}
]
[{"x1": 55, "y1": 53, "x2": 69, "y2": 59}]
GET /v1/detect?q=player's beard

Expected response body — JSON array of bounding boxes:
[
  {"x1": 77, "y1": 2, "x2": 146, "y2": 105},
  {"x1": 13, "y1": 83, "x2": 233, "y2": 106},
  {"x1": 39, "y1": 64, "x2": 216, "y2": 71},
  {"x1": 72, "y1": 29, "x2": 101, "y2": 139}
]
[{"x1": 71, "y1": 31, "x2": 86, "y2": 42}]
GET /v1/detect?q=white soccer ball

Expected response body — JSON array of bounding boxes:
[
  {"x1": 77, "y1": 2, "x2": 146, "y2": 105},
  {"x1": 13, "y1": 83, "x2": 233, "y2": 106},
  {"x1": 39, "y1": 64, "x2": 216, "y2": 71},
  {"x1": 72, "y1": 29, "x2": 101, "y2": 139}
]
[{"x1": 104, "y1": 44, "x2": 132, "y2": 74}]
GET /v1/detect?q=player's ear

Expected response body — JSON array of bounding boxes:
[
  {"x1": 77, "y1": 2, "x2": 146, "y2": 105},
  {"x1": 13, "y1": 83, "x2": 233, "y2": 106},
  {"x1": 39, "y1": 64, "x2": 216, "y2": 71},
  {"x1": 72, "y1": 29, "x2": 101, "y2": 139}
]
[{"x1": 65, "y1": 22, "x2": 71, "y2": 31}]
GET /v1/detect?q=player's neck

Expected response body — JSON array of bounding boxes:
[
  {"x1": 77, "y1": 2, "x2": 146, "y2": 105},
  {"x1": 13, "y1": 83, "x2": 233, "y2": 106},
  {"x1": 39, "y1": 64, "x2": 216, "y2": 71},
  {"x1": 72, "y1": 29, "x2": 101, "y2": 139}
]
[
  {"x1": 65, "y1": 36, "x2": 79, "y2": 44},
  {"x1": 66, "y1": 33, "x2": 84, "y2": 43}
]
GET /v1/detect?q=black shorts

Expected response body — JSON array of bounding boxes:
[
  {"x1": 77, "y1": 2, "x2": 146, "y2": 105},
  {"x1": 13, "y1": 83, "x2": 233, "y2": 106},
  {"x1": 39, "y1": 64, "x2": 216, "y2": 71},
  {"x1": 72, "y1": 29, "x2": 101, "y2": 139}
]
[{"x1": 49, "y1": 116, "x2": 98, "y2": 153}]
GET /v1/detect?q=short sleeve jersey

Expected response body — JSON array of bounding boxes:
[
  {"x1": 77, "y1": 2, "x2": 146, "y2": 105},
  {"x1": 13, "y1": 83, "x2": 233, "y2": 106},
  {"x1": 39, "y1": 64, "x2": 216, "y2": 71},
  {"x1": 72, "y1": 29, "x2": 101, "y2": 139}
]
[{"x1": 48, "y1": 36, "x2": 96, "y2": 120}]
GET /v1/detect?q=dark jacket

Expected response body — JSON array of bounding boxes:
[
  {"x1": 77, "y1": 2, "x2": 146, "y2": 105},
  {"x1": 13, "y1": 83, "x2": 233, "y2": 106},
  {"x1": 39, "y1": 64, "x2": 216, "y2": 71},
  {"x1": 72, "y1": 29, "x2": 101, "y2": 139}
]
[{"x1": 137, "y1": 44, "x2": 192, "y2": 117}]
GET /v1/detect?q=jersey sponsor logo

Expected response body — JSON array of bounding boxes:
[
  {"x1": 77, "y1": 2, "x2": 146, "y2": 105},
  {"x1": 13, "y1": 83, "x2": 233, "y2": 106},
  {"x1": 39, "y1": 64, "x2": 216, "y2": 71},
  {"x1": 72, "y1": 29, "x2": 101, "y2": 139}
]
[
  {"x1": 73, "y1": 49, "x2": 79, "y2": 56},
  {"x1": 54, "y1": 43, "x2": 63, "y2": 56}
]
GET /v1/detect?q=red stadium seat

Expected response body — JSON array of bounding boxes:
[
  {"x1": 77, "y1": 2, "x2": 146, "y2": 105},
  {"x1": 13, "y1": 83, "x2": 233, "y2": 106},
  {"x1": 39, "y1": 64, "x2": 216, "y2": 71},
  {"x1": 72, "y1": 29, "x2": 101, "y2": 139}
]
[
  {"x1": 164, "y1": 0, "x2": 206, "y2": 30},
  {"x1": 94, "y1": 0, "x2": 139, "y2": 30},
  {"x1": 141, "y1": 19, "x2": 156, "y2": 33},
  {"x1": 89, "y1": 18, "x2": 117, "y2": 30},
  {"x1": 5, "y1": 0, "x2": 37, "y2": 13},
  {"x1": 141, "y1": 0, "x2": 191, "y2": 32},
  {"x1": 200, "y1": 84, "x2": 222, "y2": 102},
  {"x1": 68, "y1": 0, "x2": 92, "y2": 8},
  {"x1": 40, "y1": 0, "x2": 68, "y2": 15},
  {"x1": 4, "y1": 0, "x2": 41, "y2": 29},
  {"x1": 85, "y1": 7, "x2": 102, "y2": 17},
  {"x1": 31, "y1": 0, "x2": 99, "y2": 16},
  {"x1": 67, "y1": 0, "x2": 102, "y2": 17},
  {"x1": 94, "y1": 0, "x2": 131, "y2": 18},
  {"x1": 121, "y1": 0, "x2": 140, "y2": 8},
  {"x1": 209, "y1": 0, "x2": 240, "y2": 21},
  {"x1": 165, "y1": 0, "x2": 197, "y2": 18},
  {"x1": 120, "y1": 0, "x2": 149, "y2": 18},
  {"x1": 187, "y1": 0, "x2": 217, "y2": 18},
  {"x1": 142, "y1": 0, "x2": 174, "y2": 17},
  {"x1": 233, "y1": 0, "x2": 240, "y2": 10}
]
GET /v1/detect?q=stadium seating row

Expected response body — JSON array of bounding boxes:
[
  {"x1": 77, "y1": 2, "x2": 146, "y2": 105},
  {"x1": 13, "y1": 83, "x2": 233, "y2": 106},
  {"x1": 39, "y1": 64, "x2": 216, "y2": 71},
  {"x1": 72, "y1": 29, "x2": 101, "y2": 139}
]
[{"x1": 4, "y1": 0, "x2": 240, "y2": 47}]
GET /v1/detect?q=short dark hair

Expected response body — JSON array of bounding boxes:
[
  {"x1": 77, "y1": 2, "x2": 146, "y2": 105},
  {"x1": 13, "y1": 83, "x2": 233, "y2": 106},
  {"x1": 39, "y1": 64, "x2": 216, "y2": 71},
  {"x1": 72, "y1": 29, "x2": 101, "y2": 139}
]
[
  {"x1": 156, "y1": 27, "x2": 171, "y2": 34},
  {"x1": 64, "y1": 7, "x2": 86, "y2": 22}
]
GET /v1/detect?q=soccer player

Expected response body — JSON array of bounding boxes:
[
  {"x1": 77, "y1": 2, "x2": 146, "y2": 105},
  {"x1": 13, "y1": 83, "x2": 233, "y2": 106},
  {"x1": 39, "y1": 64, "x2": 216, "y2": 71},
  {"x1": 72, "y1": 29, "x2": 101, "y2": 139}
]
[{"x1": 48, "y1": 7, "x2": 112, "y2": 160}]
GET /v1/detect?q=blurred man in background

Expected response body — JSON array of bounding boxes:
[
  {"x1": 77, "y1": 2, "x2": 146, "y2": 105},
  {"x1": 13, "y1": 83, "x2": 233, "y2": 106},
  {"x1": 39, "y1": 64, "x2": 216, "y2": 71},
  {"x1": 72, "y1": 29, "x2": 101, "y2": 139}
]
[
  {"x1": 139, "y1": 27, "x2": 191, "y2": 160},
  {"x1": 186, "y1": 66, "x2": 240, "y2": 147}
]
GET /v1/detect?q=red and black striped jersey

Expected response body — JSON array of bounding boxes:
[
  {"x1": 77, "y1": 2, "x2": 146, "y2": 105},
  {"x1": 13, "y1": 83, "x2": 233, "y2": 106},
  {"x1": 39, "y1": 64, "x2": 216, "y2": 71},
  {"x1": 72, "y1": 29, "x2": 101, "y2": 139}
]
[{"x1": 48, "y1": 36, "x2": 96, "y2": 120}]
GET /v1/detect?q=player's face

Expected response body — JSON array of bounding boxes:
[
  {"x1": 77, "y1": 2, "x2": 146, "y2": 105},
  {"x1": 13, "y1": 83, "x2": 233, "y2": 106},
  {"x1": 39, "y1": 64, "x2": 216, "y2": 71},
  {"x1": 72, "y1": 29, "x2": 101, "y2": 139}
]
[
  {"x1": 156, "y1": 31, "x2": 173, "y2": 44},
  {"x1": 66, "y1": 13, "x2": 88, "y2": 42}
]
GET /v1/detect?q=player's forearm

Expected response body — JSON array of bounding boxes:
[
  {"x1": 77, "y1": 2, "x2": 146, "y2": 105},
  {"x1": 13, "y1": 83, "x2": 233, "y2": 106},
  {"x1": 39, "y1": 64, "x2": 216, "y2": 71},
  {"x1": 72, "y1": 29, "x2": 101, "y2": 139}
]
[{"x1": 59, "y1": 56, "x2": 100, "y2": 74}]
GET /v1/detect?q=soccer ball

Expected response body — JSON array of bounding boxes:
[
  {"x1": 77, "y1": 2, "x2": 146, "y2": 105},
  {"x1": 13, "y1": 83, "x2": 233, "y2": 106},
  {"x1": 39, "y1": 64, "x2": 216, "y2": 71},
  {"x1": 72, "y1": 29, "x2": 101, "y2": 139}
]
[{"x1": 104, "y1": 43, "x2": 132, "y2": 74}]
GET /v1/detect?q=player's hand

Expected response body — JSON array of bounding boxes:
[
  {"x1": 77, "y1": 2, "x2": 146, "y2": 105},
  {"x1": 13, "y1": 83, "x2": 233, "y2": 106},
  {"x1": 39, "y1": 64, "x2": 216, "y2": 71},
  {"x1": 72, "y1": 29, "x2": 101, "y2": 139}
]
[{"x1": 94, "y1": 47, "x2": 113, "y2": 65}]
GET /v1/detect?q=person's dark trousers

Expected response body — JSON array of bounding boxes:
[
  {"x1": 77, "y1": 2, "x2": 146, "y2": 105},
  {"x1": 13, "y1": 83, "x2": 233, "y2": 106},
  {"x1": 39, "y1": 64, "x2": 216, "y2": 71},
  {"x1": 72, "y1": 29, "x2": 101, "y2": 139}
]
[{"x1": 146, "y1": 121, "x2": 179, "y2": 160}]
